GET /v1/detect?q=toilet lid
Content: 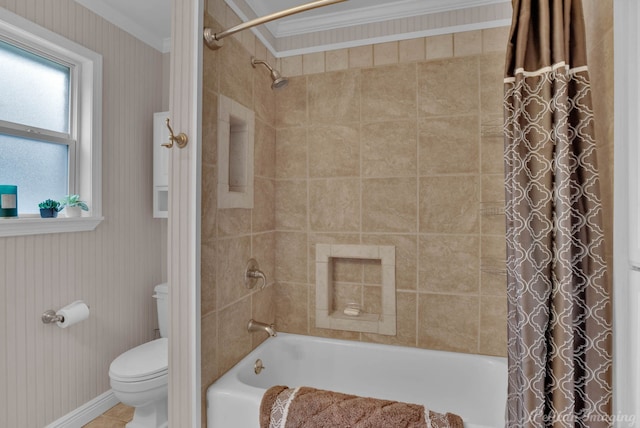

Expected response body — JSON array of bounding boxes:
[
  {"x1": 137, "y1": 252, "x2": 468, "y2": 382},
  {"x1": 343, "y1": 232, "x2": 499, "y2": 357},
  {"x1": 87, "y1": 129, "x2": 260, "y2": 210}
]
[{"x1": 109, "y1": 338, "x2": 168, "y2": 382}]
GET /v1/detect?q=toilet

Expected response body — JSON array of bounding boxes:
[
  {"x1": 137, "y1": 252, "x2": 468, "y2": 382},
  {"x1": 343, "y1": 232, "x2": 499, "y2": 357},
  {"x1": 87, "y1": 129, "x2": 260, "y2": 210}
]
[{"x1": 109, "y1": 283, "x2": 169, "y2": 428}]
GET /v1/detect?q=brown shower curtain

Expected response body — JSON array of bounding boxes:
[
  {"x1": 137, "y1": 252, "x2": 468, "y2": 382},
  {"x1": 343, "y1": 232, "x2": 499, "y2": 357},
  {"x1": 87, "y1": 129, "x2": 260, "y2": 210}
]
[{"x1": 503, "y1": 1, "x2": 612, "y2": 427}]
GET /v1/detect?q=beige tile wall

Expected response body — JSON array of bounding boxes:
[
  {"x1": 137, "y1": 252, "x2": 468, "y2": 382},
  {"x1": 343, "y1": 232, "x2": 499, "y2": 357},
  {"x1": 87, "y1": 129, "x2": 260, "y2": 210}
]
[
  {"x1": 201, "y1": 3, "x2": 277, "y2": 426},
  {"x1": 274, "y1": 28, "x2": 510, "y2": 356}
]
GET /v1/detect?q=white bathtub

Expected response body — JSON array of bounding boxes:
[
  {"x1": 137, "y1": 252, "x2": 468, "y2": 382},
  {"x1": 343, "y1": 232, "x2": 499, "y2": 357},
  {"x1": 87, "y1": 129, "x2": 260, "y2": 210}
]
[{"x1": 206, "y1": 333, "x2": 507, "y2": 428}]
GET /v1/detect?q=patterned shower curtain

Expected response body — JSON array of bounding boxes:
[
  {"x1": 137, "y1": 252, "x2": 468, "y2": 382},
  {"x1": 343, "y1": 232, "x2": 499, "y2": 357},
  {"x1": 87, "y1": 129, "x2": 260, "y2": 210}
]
[{"x1": 503, "y1": 0, "x2": 612, "y2": 427}]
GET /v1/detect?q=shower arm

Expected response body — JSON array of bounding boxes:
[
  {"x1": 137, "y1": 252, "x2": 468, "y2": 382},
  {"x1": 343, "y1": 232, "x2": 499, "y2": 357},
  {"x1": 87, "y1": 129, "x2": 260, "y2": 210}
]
[
  {"x1": 203, "y1": 0, "x2": 347, "y2": 50},
  {"x1": 251, "y1": 58, "x2": 274, "y2": 73}
]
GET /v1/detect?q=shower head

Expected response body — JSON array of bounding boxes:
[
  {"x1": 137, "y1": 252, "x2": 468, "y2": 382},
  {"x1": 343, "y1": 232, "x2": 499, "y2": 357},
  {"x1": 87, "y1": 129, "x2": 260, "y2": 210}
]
[{"x1": 251, "y1": 57, "x2": 289, "y2": 90}]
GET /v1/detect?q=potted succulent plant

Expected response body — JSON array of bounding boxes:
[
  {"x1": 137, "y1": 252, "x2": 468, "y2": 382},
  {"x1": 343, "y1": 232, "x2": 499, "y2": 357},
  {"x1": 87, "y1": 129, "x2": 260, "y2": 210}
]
[
  {"x1": 38, "y1": 199, "x2": 61, "y2": 218},
  {"x1": 60, "y1": 194, "x2": 89, "y2": 217}
]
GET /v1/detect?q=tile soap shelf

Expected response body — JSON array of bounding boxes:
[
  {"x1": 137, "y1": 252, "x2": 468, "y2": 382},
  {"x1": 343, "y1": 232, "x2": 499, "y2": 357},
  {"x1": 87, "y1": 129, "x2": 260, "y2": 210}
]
[{"x1": 315, "y1": 244, "x2": 396, "y2": 336}]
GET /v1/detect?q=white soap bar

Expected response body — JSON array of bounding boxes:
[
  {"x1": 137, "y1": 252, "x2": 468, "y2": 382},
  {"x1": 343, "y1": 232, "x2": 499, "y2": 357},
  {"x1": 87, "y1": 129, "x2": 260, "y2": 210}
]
[{"x1": 343, "y1": 306, "x2": 361, "y2": 317}]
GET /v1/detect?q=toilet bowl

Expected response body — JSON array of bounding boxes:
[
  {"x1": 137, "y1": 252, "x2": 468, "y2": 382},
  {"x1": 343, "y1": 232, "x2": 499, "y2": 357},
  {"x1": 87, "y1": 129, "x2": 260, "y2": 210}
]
[{"x1": 109, "y1": 283, "x2": 168, "y2": 428}]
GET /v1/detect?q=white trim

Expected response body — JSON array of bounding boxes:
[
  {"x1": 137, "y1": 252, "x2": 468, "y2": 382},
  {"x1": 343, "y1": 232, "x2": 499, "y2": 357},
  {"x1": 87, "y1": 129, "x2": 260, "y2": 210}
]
[
  {"x1": 277, "y1": 0, "x2": 510, "y2": 37},
  {"x1": 44, "y1": 390, "x2": 118, "y2": 428},
  {"x1": 0, "y1": 120, "x2": 75, "y2": 146},
  {"x1": 162, "y1": 37, "x2": 172, "y2": 53},
  {"x1": 267, "y1": 20, "x2": 512, "y2": 58},
  {"x1": 0, "y1": 216, "x2": 103, "y2": 237},
  {"x1": 239, "y1": 0, "x2": 510, "y2": 37},
  {"x1": 614, "y1": 0, "x2": 640, "y2": 425},
  {"x1": 167, "y1": 0, "x2": 202, "y2": 426},
  {"x1": 223, "y1": 0, "x2": 512, "y2": 58}
]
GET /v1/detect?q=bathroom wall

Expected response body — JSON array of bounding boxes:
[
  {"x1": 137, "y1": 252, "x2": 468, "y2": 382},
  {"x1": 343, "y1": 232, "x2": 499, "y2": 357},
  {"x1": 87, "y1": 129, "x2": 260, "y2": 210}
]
[
  {"x1": 0, "y1": 1, "x2": 166, "y2": 427},
  {"x1": 201, "y1": 1, "x2": 277, "y2": 425},
  {"x1": 273, "y1": 29, "x2": 510, "y2": 356}
]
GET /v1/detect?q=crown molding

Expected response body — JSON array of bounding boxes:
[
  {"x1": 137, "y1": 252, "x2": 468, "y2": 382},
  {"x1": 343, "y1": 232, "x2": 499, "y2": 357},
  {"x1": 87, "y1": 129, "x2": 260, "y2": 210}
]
[
  {"x1": 226, "y1": 0, "x2": 512, "y2": 58},
  {"x1": 270, "y1": 19, "x2": 511, "y2": 58},
  {"x1": 74, "y1": 0, "x2": 171, "y2": 53},
  {"x1": 258, "y1": 0, "x2": 511, "y2": 37}
]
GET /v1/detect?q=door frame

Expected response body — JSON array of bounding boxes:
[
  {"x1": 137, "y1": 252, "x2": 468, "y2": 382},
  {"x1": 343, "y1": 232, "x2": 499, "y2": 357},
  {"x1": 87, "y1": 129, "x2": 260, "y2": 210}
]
[
  {"x1": 168, "y1": 0, "x2": 203, "y2": 426},
  {"x1": 613, "y1": 0, "x2": 640, "y2": 425}
]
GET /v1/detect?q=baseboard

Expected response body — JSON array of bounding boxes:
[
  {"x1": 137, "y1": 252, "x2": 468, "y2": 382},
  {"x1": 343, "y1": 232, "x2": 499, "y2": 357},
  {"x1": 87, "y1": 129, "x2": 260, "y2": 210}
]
[{"x1": 45, "y1": 390, "x2": 119, "y2": 428}]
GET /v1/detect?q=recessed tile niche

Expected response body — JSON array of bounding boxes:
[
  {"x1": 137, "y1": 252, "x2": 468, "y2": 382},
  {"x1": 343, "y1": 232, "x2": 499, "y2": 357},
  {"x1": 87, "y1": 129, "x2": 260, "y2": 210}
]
[
  {"x1": 218, "y1": 94, "x2": 255, "y2": 209},
  {"x1": 315, "y1": 244, "x2": 396, "y2": 335}
]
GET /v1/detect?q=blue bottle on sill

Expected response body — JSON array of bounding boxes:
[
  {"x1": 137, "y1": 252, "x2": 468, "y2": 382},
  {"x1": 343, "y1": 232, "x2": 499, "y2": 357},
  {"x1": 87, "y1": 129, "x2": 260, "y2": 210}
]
[{"x1": 0, "y1": 185, "x2": 18, "y2": 218}]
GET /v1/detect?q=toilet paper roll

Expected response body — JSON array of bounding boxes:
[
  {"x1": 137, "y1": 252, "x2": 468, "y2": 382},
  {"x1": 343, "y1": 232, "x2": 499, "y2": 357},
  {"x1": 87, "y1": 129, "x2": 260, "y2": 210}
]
[{"x1": 56, "y1": 300, "x2": 90, "y2": 328}]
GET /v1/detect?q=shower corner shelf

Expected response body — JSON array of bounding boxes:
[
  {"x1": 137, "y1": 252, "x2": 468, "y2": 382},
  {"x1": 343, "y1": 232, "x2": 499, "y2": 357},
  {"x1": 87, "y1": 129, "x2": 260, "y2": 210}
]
[
  {"x1": 480, "y1": 258, "x2": 507, "y2": 276},
  {"x1": 480, "y1": 202, "x2": 505, "y2": 216},
  {"x1": 480, "y1": 266, "x2": 507, "y2": 276}
]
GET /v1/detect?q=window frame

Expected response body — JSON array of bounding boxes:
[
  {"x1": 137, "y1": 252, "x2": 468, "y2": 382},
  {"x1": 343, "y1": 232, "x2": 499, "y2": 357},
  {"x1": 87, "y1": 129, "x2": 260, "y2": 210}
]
[{"x1": 0, "y1": 7, "x2": 102, "y2": 237}]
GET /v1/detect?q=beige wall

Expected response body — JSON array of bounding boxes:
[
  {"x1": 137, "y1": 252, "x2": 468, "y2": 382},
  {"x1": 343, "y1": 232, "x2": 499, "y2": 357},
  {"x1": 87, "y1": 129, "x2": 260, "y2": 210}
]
[
  {"x1": 271, "y1": 29, "x2": 510, "y2": 357},
  {"x1": 0, "y1": 1, "x2": 166, "y2": 427}
]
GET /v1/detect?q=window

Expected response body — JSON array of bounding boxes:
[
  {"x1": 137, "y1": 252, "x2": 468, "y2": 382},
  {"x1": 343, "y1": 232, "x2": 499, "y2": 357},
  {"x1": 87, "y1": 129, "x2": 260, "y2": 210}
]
[
  {"x1": 0, "y1": 39, "x2": 73, "y2": 214},
  {"x1": 0, "y1": 8, "x2": 102, "y2": 236}
]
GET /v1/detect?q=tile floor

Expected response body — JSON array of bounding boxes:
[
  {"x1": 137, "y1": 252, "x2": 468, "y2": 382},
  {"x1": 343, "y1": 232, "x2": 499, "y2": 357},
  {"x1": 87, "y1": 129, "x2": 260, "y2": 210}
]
[{"x1": 82, "y1": 403, "x2": 134, "y2": 428}]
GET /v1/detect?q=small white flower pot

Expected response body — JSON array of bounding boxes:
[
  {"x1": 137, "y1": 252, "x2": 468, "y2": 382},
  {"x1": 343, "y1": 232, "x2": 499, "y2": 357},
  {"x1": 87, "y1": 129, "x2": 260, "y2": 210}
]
[{"x1": 65, "y1": 206, "x2": 82, "y2": 218}]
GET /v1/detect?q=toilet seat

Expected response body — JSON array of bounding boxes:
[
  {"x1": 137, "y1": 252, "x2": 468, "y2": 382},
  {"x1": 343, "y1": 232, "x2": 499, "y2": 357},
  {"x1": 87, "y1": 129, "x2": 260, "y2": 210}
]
[{"x1": 109, "y1": 338, "x2": 168, "y2": 383}]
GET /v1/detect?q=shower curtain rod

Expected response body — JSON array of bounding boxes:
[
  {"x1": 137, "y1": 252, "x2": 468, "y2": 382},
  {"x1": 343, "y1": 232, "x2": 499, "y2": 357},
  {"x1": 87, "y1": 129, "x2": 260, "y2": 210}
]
[{"x1": 203, "y1": 0, "x2": 347, "y2": 50}]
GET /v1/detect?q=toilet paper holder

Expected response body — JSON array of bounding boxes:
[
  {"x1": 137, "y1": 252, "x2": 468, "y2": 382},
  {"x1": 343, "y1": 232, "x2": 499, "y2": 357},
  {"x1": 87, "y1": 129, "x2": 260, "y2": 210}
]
[
  {"x1": 41, "y1": 301, "x2": 91, "y2": 326},
  {"x1": 41, "y1": 310, "x2": 64, "y2": 324}
]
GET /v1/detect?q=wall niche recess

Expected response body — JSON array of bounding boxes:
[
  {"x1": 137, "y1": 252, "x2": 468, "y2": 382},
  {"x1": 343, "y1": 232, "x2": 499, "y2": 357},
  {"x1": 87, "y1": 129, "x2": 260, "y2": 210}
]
[{"x1": 217, "y1": 95, "x2": 255, "y2": 209}]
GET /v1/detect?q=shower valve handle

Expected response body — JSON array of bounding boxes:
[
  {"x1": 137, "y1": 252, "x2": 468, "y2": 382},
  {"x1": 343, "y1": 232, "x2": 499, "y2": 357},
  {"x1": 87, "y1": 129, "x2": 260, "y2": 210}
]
[{"x1": 245, "y1": 258, "x2": 267, "y2": 289}]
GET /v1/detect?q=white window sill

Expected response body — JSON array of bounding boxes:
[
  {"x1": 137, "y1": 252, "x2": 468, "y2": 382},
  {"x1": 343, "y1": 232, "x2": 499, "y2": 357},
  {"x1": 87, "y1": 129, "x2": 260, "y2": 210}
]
[{"x1": 0, "y1": 216, "x2": 104, "y2": 237}]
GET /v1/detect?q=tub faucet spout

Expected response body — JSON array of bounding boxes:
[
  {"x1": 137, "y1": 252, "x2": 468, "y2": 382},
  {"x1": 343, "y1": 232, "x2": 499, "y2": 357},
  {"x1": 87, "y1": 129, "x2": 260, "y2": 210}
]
[{"x1": 248, "y1": 319, "x2": 277, "y2": 337}]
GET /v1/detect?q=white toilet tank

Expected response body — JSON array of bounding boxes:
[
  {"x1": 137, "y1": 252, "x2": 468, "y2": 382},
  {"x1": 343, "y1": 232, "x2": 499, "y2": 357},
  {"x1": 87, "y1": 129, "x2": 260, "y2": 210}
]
[{"x1": 153, "y1": 283, "x2": 169, "y2": 338}]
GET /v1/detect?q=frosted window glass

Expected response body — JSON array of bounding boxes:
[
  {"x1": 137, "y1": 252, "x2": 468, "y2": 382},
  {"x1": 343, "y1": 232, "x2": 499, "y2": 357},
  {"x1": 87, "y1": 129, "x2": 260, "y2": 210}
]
[
  {"x1": 0, "y1": 134, "x2": 68, "y2": 214},
  {"x1": 0, "y1": 39, "x2": 70, "y2": 133}
]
